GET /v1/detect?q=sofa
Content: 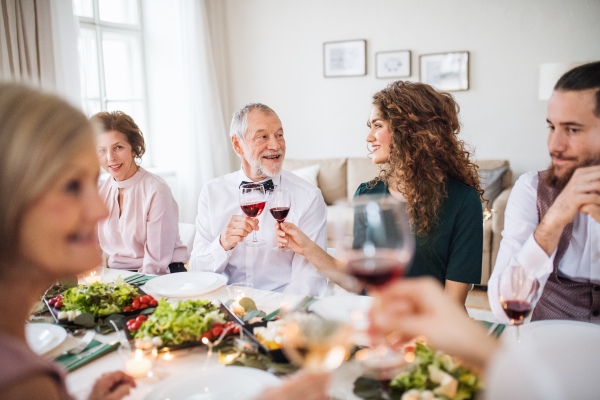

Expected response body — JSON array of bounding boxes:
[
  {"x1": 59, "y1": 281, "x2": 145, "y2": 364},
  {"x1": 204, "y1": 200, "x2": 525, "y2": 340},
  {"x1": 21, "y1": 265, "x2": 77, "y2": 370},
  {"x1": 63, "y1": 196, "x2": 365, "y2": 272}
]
[{"x1": 283, "y1": 157, "x2": 512, "y2": 286}]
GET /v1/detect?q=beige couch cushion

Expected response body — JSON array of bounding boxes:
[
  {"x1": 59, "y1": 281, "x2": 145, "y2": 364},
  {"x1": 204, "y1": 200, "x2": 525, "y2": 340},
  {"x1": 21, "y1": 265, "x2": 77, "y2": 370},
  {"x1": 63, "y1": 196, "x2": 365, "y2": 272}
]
[
  {"x1": 347, "y1": 157, "x2": 381, "y2": 199},
  {"x1": 476, "y1": 159, "x2": 512, "y2": 190},
  {"x1": 283, "y1": 158, "x2": 347, "y2": 205}
]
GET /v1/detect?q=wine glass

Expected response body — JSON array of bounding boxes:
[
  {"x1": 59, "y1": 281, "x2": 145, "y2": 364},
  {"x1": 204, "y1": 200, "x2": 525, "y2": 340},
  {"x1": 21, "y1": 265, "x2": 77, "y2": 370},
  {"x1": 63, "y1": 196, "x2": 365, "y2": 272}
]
[
  {"x1": 268, "y1": 188, "x2": 291, "y2": 252},
  {"x1": 331, "y1": 195, "x2": 415, "y2": 376},
  {"x1": 497, "y1": 264, "x2": 539, "y2": 343},
  {"x1": 281, "y1": 311, "x2": 352, "y2": 373},
  {"x1": 239, "y1": 183, "x2": 266, "y2": 247},
  {"x1": 333, "y1": 195, "x2": 414, "y2": 291}
]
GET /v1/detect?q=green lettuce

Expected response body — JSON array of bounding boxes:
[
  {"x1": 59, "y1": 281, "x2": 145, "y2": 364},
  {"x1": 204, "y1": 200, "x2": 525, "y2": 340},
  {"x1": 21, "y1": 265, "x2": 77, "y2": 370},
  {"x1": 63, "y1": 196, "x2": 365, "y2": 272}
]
[
  {"x1": 61, "y1": 276, "x2": 138, "y2": 316},
  {"x1": 389, "y1": 343, "x2": 482, "y2": 400},
  {"x1": 133, "y1": 299, "x2": 225, "y2": 346}
]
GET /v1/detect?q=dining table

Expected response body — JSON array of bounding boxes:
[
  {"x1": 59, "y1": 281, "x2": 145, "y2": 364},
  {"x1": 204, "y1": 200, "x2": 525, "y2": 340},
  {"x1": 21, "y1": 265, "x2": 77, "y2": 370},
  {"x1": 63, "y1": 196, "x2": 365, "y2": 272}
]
[{"x1": 40, "y1": 268, "x2": 364, "y2": 400}]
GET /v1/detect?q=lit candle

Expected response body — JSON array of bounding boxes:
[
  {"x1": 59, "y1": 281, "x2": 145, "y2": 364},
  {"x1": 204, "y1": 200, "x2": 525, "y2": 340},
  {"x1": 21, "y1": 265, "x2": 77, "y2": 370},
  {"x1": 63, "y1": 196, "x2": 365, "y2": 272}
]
[
  {"x1": 232, "y1": 297, "x2": 245, "y2": 315},
  {"x1": 85, "y1": 271, "x2": 101, "y2": 284},
  {"x1": 125, "y1": 349, "x2": 152, "y2": 378}
]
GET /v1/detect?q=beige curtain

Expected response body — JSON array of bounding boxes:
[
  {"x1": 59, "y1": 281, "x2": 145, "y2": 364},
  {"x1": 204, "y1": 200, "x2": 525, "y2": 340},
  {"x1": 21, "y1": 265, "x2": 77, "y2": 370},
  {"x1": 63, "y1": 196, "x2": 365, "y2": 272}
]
[{"x1": 0, "y1": 0, "x2": 55, "y2": 89}]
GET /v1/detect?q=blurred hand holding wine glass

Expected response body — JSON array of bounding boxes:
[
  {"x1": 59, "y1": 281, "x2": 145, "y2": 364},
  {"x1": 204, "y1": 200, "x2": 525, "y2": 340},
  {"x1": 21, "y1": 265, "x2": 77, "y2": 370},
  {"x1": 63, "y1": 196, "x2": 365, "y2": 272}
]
[{"x1": 329, "y1": 195, "x2": 416, "y2": 376}]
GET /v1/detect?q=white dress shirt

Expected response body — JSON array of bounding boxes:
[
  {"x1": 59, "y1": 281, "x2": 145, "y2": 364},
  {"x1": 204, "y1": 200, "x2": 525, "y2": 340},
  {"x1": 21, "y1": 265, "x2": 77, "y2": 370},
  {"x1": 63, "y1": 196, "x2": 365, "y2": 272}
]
[
  {"x1": 488, "y1": 171, "x2": 600, "y2": 322},
  {"x1": 189, "y1": 169, "x2": 328, "y2": 295}
]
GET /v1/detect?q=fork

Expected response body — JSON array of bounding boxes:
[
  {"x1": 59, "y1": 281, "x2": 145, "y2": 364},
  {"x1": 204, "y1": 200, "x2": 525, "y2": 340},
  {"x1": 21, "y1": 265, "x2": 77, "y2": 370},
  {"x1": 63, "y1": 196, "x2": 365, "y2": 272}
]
[{"x1": 64, "y1": 331, "x2": 95, "y2": 356}]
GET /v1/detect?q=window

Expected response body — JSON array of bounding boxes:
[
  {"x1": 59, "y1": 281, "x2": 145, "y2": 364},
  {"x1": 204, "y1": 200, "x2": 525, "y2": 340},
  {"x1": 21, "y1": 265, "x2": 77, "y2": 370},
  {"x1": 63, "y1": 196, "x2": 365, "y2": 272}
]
[{"x1": 75, "y1": 0, "x2": 150, "y2": 163}]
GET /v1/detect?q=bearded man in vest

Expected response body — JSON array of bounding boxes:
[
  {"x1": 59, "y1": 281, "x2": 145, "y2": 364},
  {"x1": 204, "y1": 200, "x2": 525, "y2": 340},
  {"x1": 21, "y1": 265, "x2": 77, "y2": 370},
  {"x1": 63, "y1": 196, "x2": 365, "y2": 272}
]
[{"x1": 489, "y1": 61, "x2": 600, "y2": 323}]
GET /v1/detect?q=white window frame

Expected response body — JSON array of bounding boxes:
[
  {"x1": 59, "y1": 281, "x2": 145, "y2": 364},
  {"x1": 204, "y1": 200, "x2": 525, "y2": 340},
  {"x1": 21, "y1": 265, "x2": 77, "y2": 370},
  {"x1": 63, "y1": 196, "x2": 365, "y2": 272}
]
[{"x1": 77, "y1": 0, "x2": 152, "y2": 165}]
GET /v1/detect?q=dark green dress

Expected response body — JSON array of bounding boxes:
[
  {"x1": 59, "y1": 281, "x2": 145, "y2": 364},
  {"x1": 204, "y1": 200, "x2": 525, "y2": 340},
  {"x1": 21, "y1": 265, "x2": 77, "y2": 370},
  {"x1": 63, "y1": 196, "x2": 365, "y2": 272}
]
[{"x1": 354, "y1": 179, "x2": 482, "y2": 285}]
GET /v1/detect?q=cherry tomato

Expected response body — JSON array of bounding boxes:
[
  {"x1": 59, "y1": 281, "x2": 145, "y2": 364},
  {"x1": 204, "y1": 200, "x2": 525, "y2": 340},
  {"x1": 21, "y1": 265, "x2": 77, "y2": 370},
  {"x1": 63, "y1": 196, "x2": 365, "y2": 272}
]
[
  {"x1": 48, "y1": 298, "x2": 56, "y2": 306},
  {"x1": 139, "y1": 296, "x2": 149, "y2": 305},
  {"x1": 211, "y1": 326, "x2": 224, "y2": 338},
  {"x1": 200, "y1": 332, "x2": 212, "y2": 341},
  {"x1": 55, "y1": 300, "x2": 63, "y2": 309},
  {"x1": 132, "y1": 298, "x2": 140, "y2": 308},
  {"x1": 123, "y1": 306, "x2": 133, "y2": 312},
  {"x1": 147, "y1": 295, "x2": 155, "y2": 301},
  {"x1": 149, "y1": 299, "x2": 158, "y2": 307},
  {"x1": 139, "y1": 303, "x2": 148, "y2": 309},
  {"x1": 129, "y1": 321, "x2": 142, "y2": 331},
  {"x1": 136, "y1": 315, "x2": 148, "y2": 323}
]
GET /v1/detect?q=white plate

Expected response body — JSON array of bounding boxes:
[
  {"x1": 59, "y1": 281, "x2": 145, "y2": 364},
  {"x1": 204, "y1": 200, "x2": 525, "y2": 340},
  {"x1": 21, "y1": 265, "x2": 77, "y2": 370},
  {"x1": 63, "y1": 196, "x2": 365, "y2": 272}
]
[
  {"x1": 518, "y1": 319, "x2": 600, "y2": 343},
  {"x1": 309, "y1": 294, "x2": 373, "y2": 326},
  {"x1": 26, "y1": 323, "x2": 67, "y2": 355},
  {"x1": 145, "y1": 366, "x2": 280, "y2": 400},
  {"x1": 143, "y1": 272, "x2": 227, "y2": 297}
]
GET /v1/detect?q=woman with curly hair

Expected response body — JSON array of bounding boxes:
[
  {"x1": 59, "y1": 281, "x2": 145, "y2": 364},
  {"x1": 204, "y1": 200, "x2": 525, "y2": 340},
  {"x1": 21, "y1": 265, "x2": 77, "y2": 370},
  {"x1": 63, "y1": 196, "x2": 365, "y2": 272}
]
[{"x1": 276, "y1": 81, "x2": 484, "y2": 305}]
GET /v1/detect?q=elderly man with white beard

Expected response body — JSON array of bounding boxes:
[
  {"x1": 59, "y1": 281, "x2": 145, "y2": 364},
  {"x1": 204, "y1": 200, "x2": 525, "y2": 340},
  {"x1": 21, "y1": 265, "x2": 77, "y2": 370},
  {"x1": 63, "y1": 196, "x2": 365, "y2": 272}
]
[{"x1": 189, "y1": 103, "x2": 328, "y2": 295}]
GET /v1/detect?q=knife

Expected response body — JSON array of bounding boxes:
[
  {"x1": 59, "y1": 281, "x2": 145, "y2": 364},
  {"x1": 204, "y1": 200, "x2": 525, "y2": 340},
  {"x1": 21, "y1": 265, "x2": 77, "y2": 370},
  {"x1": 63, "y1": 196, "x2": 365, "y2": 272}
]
[{"x1": 63, "y1": 342, "x2": 115, "y2": 369}]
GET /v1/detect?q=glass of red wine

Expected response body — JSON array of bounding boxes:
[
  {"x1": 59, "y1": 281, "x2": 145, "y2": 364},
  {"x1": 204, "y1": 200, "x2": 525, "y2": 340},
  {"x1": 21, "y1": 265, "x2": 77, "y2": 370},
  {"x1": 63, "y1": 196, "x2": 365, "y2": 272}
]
[
  {"x1": 334, "y1": 195, "x2": 414, "y2": 290},
  {"x1": 497, "y1": 264, "x2": 540, "y2": 343},
  {"x1": 268, "y1": 188, "x2": 291, "y2": 252},
  {"x1": 332, "y1": 195, "x2": 415, "y2": 377},
  {"x1": 239, "y1": 183, "x2": 266, "y2": 247}
]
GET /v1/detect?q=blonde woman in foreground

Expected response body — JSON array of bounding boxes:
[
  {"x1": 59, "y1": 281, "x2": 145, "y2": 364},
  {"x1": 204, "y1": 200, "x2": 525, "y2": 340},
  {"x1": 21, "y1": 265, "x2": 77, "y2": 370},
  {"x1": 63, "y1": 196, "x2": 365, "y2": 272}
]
[{"x1": 0, "y1": 84, "x2": 135, "y2": 399}]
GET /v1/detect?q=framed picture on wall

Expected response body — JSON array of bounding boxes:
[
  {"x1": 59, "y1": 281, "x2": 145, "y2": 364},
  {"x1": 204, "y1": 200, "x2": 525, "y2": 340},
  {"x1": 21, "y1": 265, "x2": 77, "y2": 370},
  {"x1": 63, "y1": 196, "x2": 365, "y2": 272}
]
[
  {"x1": 376, "y1": 50, "x2": 411, "y2": 79},
  {"x1": 323, "y1": 39, "x2": 366, "y2": 77},
  {"x1": 419, "y1": 51, "x2": 469, "y2": 91}
]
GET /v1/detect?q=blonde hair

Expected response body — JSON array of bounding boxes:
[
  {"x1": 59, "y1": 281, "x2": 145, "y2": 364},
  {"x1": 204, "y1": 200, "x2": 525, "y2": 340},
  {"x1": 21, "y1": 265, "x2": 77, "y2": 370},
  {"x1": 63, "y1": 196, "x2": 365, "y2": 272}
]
[{"x1": 0, "y1": 84, "x2": 94, "y2": 262}]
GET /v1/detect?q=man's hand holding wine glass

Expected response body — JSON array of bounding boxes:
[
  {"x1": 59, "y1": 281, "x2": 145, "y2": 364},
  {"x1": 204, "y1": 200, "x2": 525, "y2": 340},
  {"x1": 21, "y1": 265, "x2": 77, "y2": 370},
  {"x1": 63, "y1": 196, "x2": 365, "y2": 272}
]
[{"x1": 219, "y1": 215, "x2": 259, "y2": 251}]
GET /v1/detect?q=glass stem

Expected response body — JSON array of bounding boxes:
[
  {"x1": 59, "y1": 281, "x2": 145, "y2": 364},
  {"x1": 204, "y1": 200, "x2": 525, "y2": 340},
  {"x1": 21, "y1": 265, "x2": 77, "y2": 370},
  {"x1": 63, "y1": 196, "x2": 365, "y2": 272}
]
[
  {"x1": 279, "y1": 222, "x2": 286, "y2": 249},
  {"x1": 516, "y1": 325, "x2": 521, "y2": 344}
]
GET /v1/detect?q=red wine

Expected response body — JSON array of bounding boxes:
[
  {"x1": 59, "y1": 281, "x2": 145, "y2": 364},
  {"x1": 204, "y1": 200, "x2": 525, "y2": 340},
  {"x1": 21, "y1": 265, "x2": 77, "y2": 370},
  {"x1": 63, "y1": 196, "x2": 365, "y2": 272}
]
[
  {"x1": 241, "y1": 201, "x2": 266, "y2": 218},
  {"x1": 270, "y1": 207, "x2": 290, "y2": 222},
  {"x1": 346, "y1": 257, "x2": 406, "y2": 287},
  {"x1": 502, "y1": 300, "x2": 532, "y2": 323}
]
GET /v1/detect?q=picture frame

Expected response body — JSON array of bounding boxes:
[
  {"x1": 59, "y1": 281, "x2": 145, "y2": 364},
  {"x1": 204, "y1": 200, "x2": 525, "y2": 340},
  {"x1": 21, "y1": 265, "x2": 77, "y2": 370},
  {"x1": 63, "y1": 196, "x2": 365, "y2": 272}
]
[
  {"x1": 323, "y1": 39, "x2": 366, "y2": 78},
  {"x1": 376, "y1": 50, "x2": 411, "y2": 79},
  {"x1": 419, "y1": 51, "x2": 469, "y2": 91}
]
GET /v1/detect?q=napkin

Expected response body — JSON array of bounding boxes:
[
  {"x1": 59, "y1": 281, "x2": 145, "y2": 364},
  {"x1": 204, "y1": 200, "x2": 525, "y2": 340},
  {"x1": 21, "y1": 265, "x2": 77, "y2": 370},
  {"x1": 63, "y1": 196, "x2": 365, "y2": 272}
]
[
  {"x1": 55, "y1": 339, "x2": 120, "y2": 372},
  {"x1": 478, "y1": 320, "x2": 505, "y2": 338}
]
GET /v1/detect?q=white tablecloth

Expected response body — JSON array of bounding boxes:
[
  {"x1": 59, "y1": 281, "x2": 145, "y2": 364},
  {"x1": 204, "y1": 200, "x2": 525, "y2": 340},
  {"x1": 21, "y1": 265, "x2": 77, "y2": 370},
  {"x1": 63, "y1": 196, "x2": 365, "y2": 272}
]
[{"x1": 47, "y1": 269, "x2": 316, "y2": 399}]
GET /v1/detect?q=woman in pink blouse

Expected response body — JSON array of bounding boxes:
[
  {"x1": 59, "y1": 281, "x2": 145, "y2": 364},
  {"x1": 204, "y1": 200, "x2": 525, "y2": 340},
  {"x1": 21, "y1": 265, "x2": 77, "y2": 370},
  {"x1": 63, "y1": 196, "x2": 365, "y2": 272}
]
[{"x1": 93, "y1": 111, "x2": 187, "y2": 275}]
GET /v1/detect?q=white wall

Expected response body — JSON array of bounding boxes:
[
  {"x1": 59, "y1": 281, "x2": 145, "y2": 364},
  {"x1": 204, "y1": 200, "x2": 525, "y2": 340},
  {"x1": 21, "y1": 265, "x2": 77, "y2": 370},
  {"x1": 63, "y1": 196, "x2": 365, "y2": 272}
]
[{"x1": 219, "y1": 0, "x2": 600, "y2": 180}]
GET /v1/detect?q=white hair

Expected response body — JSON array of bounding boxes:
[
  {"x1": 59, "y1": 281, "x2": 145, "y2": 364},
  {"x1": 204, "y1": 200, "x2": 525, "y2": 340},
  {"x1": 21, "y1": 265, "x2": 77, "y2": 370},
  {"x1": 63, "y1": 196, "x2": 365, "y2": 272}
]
[{"x1": 230, "y1": 103, "x2": 277, "y2": 142}]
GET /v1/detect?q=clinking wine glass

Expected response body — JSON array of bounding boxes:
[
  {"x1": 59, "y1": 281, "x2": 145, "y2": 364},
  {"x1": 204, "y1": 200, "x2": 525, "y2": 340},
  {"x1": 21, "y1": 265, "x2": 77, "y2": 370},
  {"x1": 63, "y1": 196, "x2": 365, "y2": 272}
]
[
  {"x1": 268, "y1": 188, "x2": 292, "y2": 252},
  {"x1": 239, "y1": 183, "x2": 266, "y2": 247},
  {"x1": 331, "y1": 195, "x2": 415, "y2": 377},
  {"x1": 497, "y1": 264, "x2": 539, "y2": 343}
]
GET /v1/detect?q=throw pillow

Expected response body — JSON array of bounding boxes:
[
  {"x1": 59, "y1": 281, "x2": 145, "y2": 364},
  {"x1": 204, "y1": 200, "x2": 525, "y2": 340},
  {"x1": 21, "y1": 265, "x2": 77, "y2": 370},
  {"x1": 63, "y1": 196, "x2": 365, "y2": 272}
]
[
  {"x1": 290, "y1": 164, "x2": 320, "y2": 187},
  {"x1": 479, "y1": 166, "x2": 508, "y2": 209}
]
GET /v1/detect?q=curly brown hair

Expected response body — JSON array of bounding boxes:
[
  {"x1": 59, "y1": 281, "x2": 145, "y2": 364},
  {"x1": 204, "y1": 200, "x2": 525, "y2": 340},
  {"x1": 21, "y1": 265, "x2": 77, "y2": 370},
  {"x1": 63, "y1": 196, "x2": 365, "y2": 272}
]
[
  {"x1": 91, "y1": 111, "x2": 146, "y2": 161},
  {"x1": 371, "y1": 81, "x2": 485, "y2": 236}
]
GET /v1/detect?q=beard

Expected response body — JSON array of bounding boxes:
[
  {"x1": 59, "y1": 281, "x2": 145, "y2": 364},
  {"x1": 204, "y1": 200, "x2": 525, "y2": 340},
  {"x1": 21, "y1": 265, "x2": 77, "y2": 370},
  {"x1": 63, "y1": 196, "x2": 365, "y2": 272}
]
[
  {"x1": 545, "y1": 153, "x2": 600, "y2": 191},
  {"x1": 246, "y1": 149, "x2": 285, "y2": 178}
]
